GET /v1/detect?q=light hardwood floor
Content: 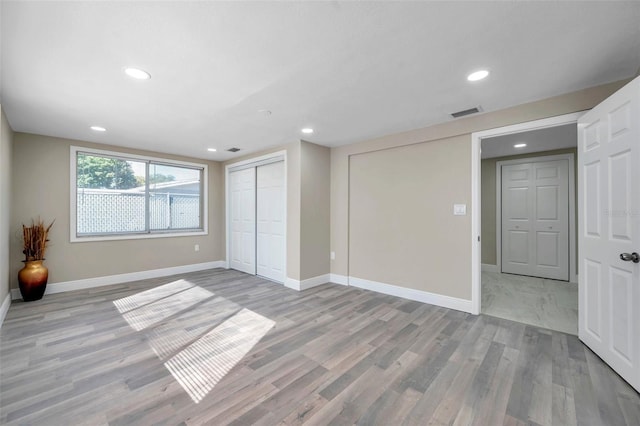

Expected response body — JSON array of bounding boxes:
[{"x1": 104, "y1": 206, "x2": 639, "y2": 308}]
[{"x1": 1, "y1": 268, "x2": 638, "y2": 425}]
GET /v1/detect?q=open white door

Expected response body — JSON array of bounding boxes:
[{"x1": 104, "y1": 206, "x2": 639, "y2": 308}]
[{"x1": 578, "y1": 76, "x2": 640, "y2": 392}]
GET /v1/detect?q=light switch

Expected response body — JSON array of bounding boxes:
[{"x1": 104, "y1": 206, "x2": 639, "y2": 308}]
[{"x1": 453, "y1": 204, "x2": 467, "y2": 215}]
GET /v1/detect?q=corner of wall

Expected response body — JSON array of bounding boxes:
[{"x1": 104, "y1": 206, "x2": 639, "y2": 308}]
[
  {"x1": 0, "y1": 105, "x2": 15, "y2": 325},
  {"x1": 299, "y1": 141, "x2": 331, "y2": 281}
]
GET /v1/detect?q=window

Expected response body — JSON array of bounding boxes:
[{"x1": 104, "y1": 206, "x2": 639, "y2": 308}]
[{"x1": 71, "y1": 146, "x2": 207, "y2": 241}]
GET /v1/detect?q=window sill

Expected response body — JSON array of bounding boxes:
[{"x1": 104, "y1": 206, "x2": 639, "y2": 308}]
[{"x1": 71, "y1": 230, "x2": 208, "y2": 243}]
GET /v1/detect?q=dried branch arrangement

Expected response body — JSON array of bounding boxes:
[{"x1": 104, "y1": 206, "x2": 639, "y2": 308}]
[{"x1": 22, "y1": 218, "x2": 54, "y2": 262}]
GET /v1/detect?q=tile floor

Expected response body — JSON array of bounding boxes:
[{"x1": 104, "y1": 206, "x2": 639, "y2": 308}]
[{"x1": 481, "y1": 271, "x2": 578, "y2": 335}]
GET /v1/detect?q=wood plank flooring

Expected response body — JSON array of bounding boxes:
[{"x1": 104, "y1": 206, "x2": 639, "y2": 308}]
[{"x1": 1, "y1": 268, "x2": 638, "y2": 425}]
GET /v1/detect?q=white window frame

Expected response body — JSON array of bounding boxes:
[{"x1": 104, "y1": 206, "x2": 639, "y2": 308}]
[{"x1": 70, "y1": 146, "x2": 208, "y2": 242}]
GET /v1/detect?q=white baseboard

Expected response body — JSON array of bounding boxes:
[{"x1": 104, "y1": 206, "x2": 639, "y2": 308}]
[
  {"x1": 329, "y1": 273, "x2": 348, "y2": 286},
  {"x1": 11, "y1": 261, "x2": 226, "y2": 300},
  {"x1": 285, "y1": 274, "x2": 331, "y2": 291},
  {"x1": 349, "y1": 276, "x2": 473, "y2": 314},
  {"x1": 283, "y1": 278, "x2": 299, "y2": 290},
  {"x1": 481, "y1": 263, "x2": 499, "y2": 273},
  {"x1": 0, "y1": 292, "x2": 11, "y2": 328}
]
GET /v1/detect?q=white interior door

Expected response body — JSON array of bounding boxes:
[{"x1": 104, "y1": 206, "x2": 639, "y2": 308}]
[
  {"x1": 256, "y1": 161, "x2": 285, "y2": 283},
  {"x1": 229, "y1": 167, "x2": 256, "y2": 275},
  {"x1": 501, "y1": 159, "x2": 569, "y2": 280},
  {"x1": 579, "y1": 76, "x2": 640, "y2": 392}
]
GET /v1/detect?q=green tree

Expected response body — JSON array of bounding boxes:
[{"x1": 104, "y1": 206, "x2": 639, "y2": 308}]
[
  {"x1": 150, "y1": 173, "x2": 176, "y2": 184},
  {"x1": 77, "y1": 155, "x2": 138, "y2": 189},
  {"x1": 134, "y1": 173, "x2": 176, "y2": 187}
]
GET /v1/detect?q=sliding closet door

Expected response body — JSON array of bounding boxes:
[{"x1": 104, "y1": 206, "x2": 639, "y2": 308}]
[
  {"x1": 229, "y1": 167, "x2": 256, "y2": 274},
  {"x1": 256, "y1": 161, "x2": 285, "y2": 283}
]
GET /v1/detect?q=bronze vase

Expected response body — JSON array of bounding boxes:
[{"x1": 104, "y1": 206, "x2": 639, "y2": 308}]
[{"x1": 18, "y1": 260, "x2": 48, "y2": 301}]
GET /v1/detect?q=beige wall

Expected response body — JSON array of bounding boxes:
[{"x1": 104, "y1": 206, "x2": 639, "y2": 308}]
[
  {"x1": 10, "y1": 133, "x2": 224, "y2": 290},
  {"x1": 481, "y1": 147, "x2": 577, "y2": 266},
  {"x1": 349, "y1": 136, "x2": 471, "y2": 299},
  {"x1": 0, "y1": 107, "x2": 14, "y2": 303},
  {"x1": 223, "y1": 140, "x2": 331, "y2": 281},
  {"x1": 300, "y1": 141, "x2": 330, "y2": 280},
  {"x1": 331, "y1": 79, "x2": 628, "y2": 302}
]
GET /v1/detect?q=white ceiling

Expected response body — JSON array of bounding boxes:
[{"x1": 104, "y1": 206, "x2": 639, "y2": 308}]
[
  {"x1": 1, "y1": 1, "x2": 639, "y2": 161},
  {"x1": 481, "y1": 124, "x2": 577, "y2": 159}
]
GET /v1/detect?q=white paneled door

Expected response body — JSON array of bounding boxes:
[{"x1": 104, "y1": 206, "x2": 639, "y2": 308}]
[
  {"x1": 229, "y1": 167, "x2": 256, "y2": 275},
  {"x1": 501, "y1": 159, "x2": 569, "y2": 280},
  {"x1": 579, "y1": 76, "x2": 640, "y2": 392},
  {"x1": 257, "y1": 161, "x2": 285, "y2": 283}
]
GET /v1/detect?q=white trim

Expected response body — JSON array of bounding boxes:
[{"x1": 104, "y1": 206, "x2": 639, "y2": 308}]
[
  {"x1": 471, "y1": 112, "x2": 584, "y2": 317},
  {"x1": 495, "y1": 153, "x2": 577, "y2": 283},
  {"x1": 471, "y1": 129, "x2": 482, "y2": 314},
  {"x1": 225, "y1": 150, "x2": 287, "y2": 171},
  {"x1": 227, "y1": 154, "x2": 286, "y2": 172},
  {"x1": 70, "y1": 145, "x2": 209, "y2": 243},
  {"x1": 284, "y1": 274, "x2": 331, "y2": 291},
  {"x1": 284, "y1": 278, "x2": 300, "y2": 290},
  {"x1": 481, "y1": 263, "x2": 499, "y2": 273},
  {"x1": 329, "y1": 273, "x2": 349, "y2": 286},
  {"x1": 0, "y1": 292, "x2": 11, "y2": 328},
  {"x1": 11, "y1": 261, "x2": 225, "y2": 300},
  {"x1": 349, "y1": 276, "x2": 473, "y2": 313},
  {"x1": 225, "y1": 150, "x2": 287, "y2": 282},
  {"x1": 300, "y1": 274, "x2": 330, "y2": 290},
  {"x1": 71, "y1": 230, "x2": 208, "y2": 243}
]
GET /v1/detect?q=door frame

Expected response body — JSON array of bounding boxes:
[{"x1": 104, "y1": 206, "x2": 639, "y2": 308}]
[
  {"x1": 495, "y1": 153, "x2": 576, "y2": 282},
  {"x1": 471, "y1": 112, "x2": 583, "y2": 314},
  {"x1": 225, "y1": 150, "x2": 287, "y2": 282}
]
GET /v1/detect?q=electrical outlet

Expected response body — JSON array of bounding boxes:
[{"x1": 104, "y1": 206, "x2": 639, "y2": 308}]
[
  {"x1": 194, "y1": 244, "x2": 200, "y2": 252},
  {"x1": 330, "y1": 251, "x2": 335, "y2": 260},
  {"x1": 453, "y1": 204, "x2": 467, "y2": 215}
]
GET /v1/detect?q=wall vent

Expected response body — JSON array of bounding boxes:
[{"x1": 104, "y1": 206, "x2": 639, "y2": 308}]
[
  {"x1": 451, "y1": 106, "x2": 482, "y2": 118},
  {"x1": 227, "y1": 147, "x2": 241, "y2": 152}
]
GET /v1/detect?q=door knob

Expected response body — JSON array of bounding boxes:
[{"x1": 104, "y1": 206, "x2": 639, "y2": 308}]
[{"x1": 620, "y1": 252, "x2": 640, "y2": 263}]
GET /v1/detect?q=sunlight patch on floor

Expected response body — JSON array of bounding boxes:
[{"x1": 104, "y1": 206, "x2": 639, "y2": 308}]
[
  {"x1": 113, "y1": 279, "x2": 195, "y2": 313},
  {"x1": 164, "y1": 308, "x2": 275, "y2": 403},
  {"x1": 114, "y1": 280, "x2": 275, "y2": 403},
  {"x1": 114, "y1": 281, "x2": 214, "y2": 331},
  {"x1": 146, "y1": 296, "x2": 230, "y2": 359}
]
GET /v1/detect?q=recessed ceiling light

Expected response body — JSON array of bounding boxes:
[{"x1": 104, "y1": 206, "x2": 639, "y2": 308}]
[
  {"x1": 301, "y1": 128, "x2": 314, "y2": 134},
  {"x1": 207, "y1": 148, "x2": 217, "y2": 152},
  {"x1": 514, "y1": 143, "x2": 527, "y2": 148},
  {"x1": 90, "y1": 126, "x2": 106, "y2": 132},
  {"x1": 124, "y1": 67, "x2": 151, "y2": 80},
  {"x1": 467, "y1": 70, "x2": 489, "y2": 82}
]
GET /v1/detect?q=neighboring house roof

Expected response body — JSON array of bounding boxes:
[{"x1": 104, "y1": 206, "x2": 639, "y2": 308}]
[{"x1": 78, "y1": 180, "x2": 200, "y2": 195}]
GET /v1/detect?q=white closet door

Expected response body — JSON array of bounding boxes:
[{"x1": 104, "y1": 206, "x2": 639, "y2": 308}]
[
  {"x1": 229, "y1": 167, "x2": 256, "y2": 275},
  {"x1": 502, "y1": 163, "x2": 533, "y2": 276},
  {"x1": 502, "y1": 159, "x2": 569, "y2": 280},
  {"x1": 256, "y1": 161, "x2": 285, "y2": 283}
]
